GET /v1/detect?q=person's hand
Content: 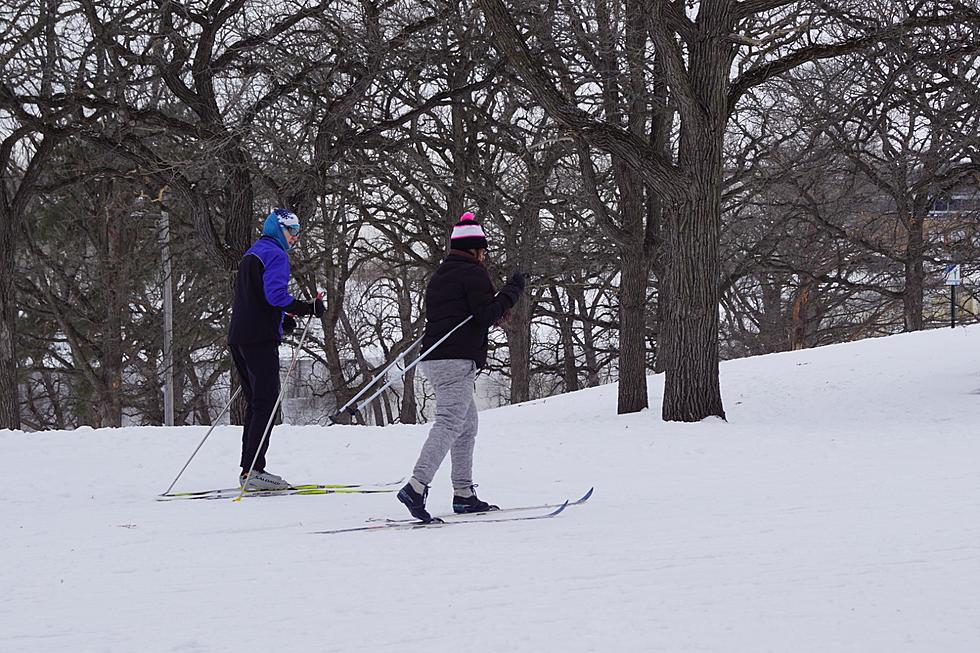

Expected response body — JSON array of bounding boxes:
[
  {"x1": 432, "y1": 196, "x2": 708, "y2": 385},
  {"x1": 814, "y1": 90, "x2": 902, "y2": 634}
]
[
  {"x1": 282, "y1": 315, "x2": 297, "y2": 335},
  {"x1": 508, "y1": 270, "x2": 526, "y2": 293},
  {"x1": 285, "y1": 292, "x2": 325, "y2": 317}
]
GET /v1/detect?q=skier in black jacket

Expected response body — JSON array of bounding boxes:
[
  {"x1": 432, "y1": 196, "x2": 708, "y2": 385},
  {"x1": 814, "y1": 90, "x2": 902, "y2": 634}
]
[{"x1": 397, "y1": 211, "x2": 525, "y2": 522}]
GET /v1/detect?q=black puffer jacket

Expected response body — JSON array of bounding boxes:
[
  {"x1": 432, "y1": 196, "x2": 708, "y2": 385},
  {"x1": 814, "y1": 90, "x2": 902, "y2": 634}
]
[{"x1": 420, "y1": 252, "x2": 522, "y2": 367}]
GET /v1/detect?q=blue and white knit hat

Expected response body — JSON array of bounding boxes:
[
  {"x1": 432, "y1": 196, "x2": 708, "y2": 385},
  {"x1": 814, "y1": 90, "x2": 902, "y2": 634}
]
[
  {"x1": 449, "y1": 211, "x2": 488, "y2": 251},
  {"x1": 263, "y1": 208, "x2": 301, "y2": 250},
  {"x1": 272, "y1": 208, "x2": 300, "y2": 234}
]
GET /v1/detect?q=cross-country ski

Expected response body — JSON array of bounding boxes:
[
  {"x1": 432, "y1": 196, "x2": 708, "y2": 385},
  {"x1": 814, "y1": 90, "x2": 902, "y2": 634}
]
[
  {"x1": 365, "y1": 486, "x2": 594, "y2": 524},
  {"x1": 159, "y1": 477, "x2": 405, "y2": 500},
  {"x1": 156, "y1": 485, "x2": 397, "y2": 502},
  {"x1": 312, "y1": 500, "x2": 571, "y2": 535}
]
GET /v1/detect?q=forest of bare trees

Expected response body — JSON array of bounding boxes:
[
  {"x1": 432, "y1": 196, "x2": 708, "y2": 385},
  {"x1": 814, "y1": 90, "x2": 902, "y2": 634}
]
[{"x1": 2, "y1": 0, "x2": 978, "y2": 431}]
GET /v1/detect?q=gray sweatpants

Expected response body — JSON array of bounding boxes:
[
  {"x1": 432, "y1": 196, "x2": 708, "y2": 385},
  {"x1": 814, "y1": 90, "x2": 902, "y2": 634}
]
[{"x1": 412, "y1": 359, "x2": 479, "y2": 488}]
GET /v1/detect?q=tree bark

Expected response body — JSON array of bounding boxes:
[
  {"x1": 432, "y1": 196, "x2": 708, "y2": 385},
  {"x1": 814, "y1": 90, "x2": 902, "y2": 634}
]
[
  {"x1": 659, "y1": 9, "x2": 729, "y2": 421},
  {"x1": 506, "y1": 295, "x2": 532, "y2": 404},
  {"x1": 0, "y1": 209, "x2": 18, "y2": 429},
  {"x1": 618, "y1": 242, "x2": 650, "y2": 412},
  {"x1": 660, "y1": 189, "x2": 725, "y2": 420},
  {"x1": 399, "y1": 354, "x2": 419, "y2": 424},
  {"x1": 903, "y1": 217, "x2": 926, "y2": 331},
  {"x1": 102, "y1": 213, "x2": 124, "y2": 428},
  {"x1": 396, "y1": 276, "x2": 420, "y2": 424},
  {"x1": 0, "y1": 131, "x2": 55, "y2": 430}
]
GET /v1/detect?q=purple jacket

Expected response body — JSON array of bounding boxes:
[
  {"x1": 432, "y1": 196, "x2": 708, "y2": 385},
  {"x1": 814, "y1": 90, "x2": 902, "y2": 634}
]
[{"x1": 228, "y1": 236, "x2": 298, "y2": 344}]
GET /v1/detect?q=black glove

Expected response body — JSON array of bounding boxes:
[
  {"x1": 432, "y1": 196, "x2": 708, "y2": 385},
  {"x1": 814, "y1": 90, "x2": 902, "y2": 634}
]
[
  {"x1": 508, "y1": 270, "x2": 526, "y2": 293},
  {"x1": 285, "y1": 299, "x2": 312, "y2": 316},
  {"x1": 285, "y1": 297, "x2": 325, "y2": 317},
  {"x1": 282, "y1": 315, "x2": 297, "y2": 335}
]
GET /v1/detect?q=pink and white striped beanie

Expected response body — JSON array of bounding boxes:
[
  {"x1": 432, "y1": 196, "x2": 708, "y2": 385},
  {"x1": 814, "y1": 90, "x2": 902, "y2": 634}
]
[{"x1": 449, "y1": 211, "x2": 488, "y2": 251}]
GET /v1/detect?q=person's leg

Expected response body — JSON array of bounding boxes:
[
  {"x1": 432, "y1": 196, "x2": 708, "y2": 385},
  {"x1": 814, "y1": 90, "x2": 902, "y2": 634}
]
[
  {"x1": 239, "y1": 342, "x2": 281, "y2": 473},
  {"x1": 398, "y1": 359, "x2": 477, "y2": 521},
  {"x1": 448, "y1": 373, "x2": 498, "y2": 512},
  {"x1": 449, "y1": 371, "x2": 479, "y2": 490},
  {"x1": 411, "y1": 359, "x2": 478, "y2": 485},
  {"x1": 230, "y1": 345, "x2": 255, "y2": 470}
]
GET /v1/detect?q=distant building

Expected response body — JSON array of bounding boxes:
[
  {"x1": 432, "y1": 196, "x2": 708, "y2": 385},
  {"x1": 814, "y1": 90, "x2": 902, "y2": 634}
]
[
  {"x1": 930, "y1": 190, "x2": 980, "y2": 219},
  {"x1": 927, "y1": 186, "x2": 980, "y2": 319}
]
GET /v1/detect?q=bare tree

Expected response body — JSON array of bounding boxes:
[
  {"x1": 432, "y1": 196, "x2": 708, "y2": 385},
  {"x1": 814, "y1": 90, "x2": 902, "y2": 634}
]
[
  {"x1": 791, "y1": 42, "x2": 980, "y2": 330},
  {"x1": 0, "y1": 0, "x2": 88, "y2": 428},
  {"x1": 478, "y1": 0, "x2": 980, "y2": 421}
]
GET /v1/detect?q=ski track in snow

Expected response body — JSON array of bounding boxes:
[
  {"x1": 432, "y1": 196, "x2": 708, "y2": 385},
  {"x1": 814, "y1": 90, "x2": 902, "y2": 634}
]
[{"x1": 2, "y1": 326, "x2": 980, "y2": 651}]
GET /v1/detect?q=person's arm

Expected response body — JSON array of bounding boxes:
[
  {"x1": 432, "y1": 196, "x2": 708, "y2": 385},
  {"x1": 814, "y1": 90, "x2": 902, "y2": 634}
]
[
  {"x1": 285, "y1": 295, "x2": 325, "y2": 317},
  {"x1": 260, "y1": 250, "x2": 296, "y2": 308},
  {"x1": 257, "y1": 251, "x2": 324, "y2": 317},
  {"x1": 462, "y1": 269, "x2": 524, "y2": 328}
]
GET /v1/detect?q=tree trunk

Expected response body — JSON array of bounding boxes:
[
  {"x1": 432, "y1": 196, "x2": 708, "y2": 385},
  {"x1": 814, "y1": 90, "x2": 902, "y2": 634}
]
[
  {"x1": 382, "y1": 393, "x2": 394, "y2": 425},
  {"x1": 549, "y1": 286, "x2": 580, "y2": 393},
  {"x1": 0, "y1": 213, "x2": 18, "y2": 429},
  {"x1": 0, "y1": 131, "x2": 55, "y2": 430},
  {"x1": 572, "y1": 286, "x2": 601, "y2": 387},
  {"x1": 759, "y1": 275, "x2": 788, "y2": 353},
  {"x1": 661, "y1": 100, "x2": 725, "y2": 416},
  {"x1": 507, "y1": 295, "x2": 532, "y2": 404},
  {"x1": 658, "y1": 10, "x2": 728, "y2": 422},
  {"x1": 618, "y1": 243, "x2": 649, "y2": 413},
  {"x1": 339, "y1": 307, "x2": 384, "y2": 425},
  {"x1": 903, "y1": 217, "x2": 925, "y2": 331},
  {"x1": 447, "y1": 95, "x2": 469, "y2": 231},
  {"x1": 660, "y1": 185, "x2": 725, "y2": 421},
  {"x1": 323, "y1": 314, "x2": 351, "y2": 419},
  {"x1": 229, "y1": 270, "x2": 247, "y2": 426},
  {"x1": 504, "y1": 142, "x2": 556, "y2": 405},
  {"x1": 396, "y1": 274, "x2": 419, "y2": 424},
  {"x1": 101, "y1": 206, "x2": 124, "y2": 428},
  {"x1": 102, "y1": 295, "x2": 123, "y2": 427},
  {"x1": 399, "y1": 356, "x2": 418, "y2": 424}
]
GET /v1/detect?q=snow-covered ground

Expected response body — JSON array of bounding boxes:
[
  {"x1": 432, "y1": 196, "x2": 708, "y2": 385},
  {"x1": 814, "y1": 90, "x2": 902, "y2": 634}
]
[{"x1": 3, "y1": 325, "x2": 980, "y2": 652}]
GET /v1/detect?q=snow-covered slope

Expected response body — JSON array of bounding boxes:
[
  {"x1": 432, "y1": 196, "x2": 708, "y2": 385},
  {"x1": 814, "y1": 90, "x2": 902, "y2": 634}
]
[{"x1": 3, "y1": 326, "x2": 979, "y2": 652}]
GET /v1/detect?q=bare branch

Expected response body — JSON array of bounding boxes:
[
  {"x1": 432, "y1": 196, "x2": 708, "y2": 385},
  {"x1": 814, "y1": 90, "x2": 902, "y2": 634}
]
[
  {"x1": 729, "y1": 8, "x2": 980, "y2": 111},
  {"x1": 477, "y1": 0, "x2": 688, "y2": 200}
]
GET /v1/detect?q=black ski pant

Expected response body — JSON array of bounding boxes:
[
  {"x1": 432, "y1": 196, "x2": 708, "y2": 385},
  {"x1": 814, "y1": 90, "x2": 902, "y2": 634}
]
[{"x1": 230, "y1": 342, "x2": 280, "y2": 473}]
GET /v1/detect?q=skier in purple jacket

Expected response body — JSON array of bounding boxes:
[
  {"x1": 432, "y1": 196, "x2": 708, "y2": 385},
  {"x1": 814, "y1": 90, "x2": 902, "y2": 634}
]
[{"x1": 228, "y1": 209, "x2": 323, "y2": 490}]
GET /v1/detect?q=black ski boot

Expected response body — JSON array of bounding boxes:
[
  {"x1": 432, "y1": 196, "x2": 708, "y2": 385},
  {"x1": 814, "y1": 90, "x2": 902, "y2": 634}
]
[
  {"x1": 453, "y1": 485, "x2": 499, "y2": 514},
  {"x1": 397, "y1": 479, "x2": 440, "y2": 523}
]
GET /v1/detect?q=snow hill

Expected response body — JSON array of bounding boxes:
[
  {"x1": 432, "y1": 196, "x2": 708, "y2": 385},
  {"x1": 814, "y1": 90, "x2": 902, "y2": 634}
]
[{"x1": 3, "y1": 325, "x2": 980, "y2": 652}]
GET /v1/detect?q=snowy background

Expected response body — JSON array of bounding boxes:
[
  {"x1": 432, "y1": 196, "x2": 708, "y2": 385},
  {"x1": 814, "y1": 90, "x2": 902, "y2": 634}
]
[{"x1": 2, "y1": 324, "x2": 979, "y2": 652}]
